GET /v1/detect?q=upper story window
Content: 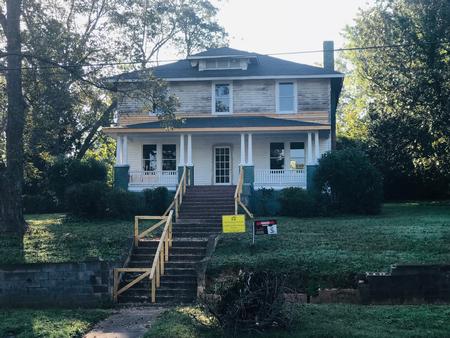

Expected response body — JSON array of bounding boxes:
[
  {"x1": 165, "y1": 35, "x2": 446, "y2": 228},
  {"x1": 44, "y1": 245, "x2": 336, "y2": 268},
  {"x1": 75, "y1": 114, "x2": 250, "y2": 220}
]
[
  {"x1": 276, "y1": 81, "x2": 297, "y2": 114},
  {"x1": 203, "y1": 58, "x2": 242, "y2": 70},
  {"x1": 213, "y1": 82, "x2": 233, "y2": 114}
]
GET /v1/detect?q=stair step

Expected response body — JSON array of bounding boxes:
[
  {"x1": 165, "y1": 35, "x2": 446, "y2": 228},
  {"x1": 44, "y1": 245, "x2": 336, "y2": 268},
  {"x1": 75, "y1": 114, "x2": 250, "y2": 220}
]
[
  {"x1": 170, "y1": 247, "x2": 206, "y2": 254},
  {"x1": 138, "y1": 240, "x2": 160, "y2": 248},
  {"x1": 161, "y1": 274, "x2": 196, "y2": 282},
  {"x1": 118, "y1": 295, "x2": 195, "y2": 304},
  {"x1": 130, "y1": 254, "x2": 155, "y2": 261},
  {"x1": 171, "y1": 239, "x2": 208, "y2": 248}
]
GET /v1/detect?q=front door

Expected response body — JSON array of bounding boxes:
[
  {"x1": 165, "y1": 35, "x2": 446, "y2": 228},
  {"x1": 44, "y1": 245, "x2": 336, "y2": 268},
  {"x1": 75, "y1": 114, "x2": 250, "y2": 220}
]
[{"x1": 214, "y1": 146, "x2": 231, "y2": 185}]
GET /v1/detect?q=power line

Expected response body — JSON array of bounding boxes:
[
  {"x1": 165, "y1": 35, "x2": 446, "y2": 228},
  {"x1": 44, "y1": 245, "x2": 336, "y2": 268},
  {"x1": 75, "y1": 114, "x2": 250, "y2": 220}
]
[{"x1": 0, "y1": 41, "x2": 448, "y2": 73}]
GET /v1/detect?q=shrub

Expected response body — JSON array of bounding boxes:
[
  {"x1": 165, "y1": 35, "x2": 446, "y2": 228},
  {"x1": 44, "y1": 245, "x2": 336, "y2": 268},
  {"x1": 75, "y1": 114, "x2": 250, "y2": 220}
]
[
  {"x1": 65, "y1": 181, "x2": 110, "y2": 218},
  {"x1": 23, "y1": 194, "x2": 59, "y2": 214},
  {"x1": 253, "y1": 188, "x2": 277, "y2": 216},
  {"x1": 203, "y1": 271, "x2": 292, "y2": 333},
  {"x1": 48, "y1": 158, "x2": 108, "y2": 203},
  {"x1": 143, "y1": 187, "x2": 170, "y2": 215},
  {"x1": 107, "y1": 189, "x2": 144, "y2": 219},
  {"x1": 314, "y1": 148, "x2": 383, "y2": 214},
  {"x1": 279, "y1": 187, "x2": 317, "y2": 217}
]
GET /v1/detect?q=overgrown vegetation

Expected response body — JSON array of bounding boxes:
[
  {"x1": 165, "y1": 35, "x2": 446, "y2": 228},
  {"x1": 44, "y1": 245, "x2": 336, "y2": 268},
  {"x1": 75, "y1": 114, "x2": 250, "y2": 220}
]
[
  {"x1": 145, "y1": 304, "x2": 450, "y2": 338},
  {"x1": 0, "y1": 308, "x2": 110, "y2": 338},
  {"x1": 209, "y1": 202, "x2": 450, "y2": 291},
  {"x1": 0, "y1": 214, "x2": 134, "y2": 264},
  {"x1": 203, "y1": 271, "x2": 291, "y2": 333}
]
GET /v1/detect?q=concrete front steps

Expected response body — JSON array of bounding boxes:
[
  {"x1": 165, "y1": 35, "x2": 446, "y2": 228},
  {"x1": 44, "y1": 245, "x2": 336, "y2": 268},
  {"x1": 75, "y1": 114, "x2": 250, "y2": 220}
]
[{"x1": 118, "y1": 185, "x2": 234, "y2": 304}]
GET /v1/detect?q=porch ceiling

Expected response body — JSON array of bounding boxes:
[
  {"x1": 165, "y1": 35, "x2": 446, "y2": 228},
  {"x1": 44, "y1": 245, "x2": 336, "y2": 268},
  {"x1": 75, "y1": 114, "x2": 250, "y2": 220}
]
[{"x1": 103, "y1": 116, "x2": 330, "y2": 134}]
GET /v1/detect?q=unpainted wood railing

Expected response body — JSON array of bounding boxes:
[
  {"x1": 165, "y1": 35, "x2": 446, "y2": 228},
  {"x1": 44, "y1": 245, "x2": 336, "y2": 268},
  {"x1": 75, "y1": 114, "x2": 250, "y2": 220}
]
[
  {"x1": 234, "y1": 166, "x2": 254, "y2": 218},
  {"x1": 113, "y1": 210, "x2": 173, "y2": 303},
  {"x1": 163, "y1": 166, "x2": 189, "y2": 219}
]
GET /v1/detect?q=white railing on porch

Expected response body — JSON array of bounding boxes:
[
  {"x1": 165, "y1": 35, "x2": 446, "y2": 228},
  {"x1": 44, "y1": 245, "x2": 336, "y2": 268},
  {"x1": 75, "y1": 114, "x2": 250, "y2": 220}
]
[
  {"x1": 129, "y1": 170, "x2": 178, "y2": 187},
  {"x1": 254, "y1": 169, "x2": 307, "y2": 188}
]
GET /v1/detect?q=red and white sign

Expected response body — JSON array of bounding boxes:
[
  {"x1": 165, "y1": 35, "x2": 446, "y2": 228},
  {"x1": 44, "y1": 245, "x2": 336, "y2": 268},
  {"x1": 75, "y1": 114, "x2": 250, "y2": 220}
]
[{"x1": 254, "y1": 219, "x2": 278, "y2": 235}]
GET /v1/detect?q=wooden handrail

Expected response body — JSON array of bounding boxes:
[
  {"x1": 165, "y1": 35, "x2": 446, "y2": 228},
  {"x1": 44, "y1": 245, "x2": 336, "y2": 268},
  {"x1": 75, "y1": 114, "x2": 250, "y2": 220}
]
[
  {"x1": 234, "y1": 167, "x2": 254, "y2": 219},
  {"x1": 113, "y1": 210, "x2": 174, "y2": 303},
  {"x1": 163, "y1": 166, "x2": 188, "y2": 218}
]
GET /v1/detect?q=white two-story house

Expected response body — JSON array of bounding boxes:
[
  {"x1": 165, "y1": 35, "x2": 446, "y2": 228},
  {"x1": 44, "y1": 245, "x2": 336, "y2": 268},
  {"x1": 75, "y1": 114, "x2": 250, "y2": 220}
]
[{"x1": 104, "y1": 42, "x2": 343, "y2": 193}]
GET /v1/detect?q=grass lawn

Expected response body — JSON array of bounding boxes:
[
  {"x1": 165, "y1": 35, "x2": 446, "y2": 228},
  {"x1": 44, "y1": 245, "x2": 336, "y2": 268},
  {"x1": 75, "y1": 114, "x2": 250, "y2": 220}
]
[
  {"x1": 145, "y1": 304, "x2": 450, "y2": 338},
  {"x1": 0, "y1": 309, "x2": 110, "y2": 338},
  {"x1": 209, "y1": 202, "x2": 450, "y2": 290},
  {"x1": 0, "y1": 214, "x2": 139, "y2": 264}
]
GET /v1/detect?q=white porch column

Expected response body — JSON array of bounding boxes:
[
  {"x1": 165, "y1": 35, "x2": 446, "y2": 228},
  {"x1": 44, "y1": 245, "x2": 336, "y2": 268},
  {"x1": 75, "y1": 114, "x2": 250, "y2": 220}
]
[
  {"x1": 123, "y1": 135, "x2": 128, "y2": 165},
  {"x1": 240, "y1": 133, "x2": 246, "y2": 165},
  {"x1": 247, "y1": 133, "x2": 253, "y2": 165},
  {"x1": 307, "y1": 132, "x2": 313, "y2": 165},
  {"x1": 179, "y1": 134, "x2": 185, "y2": 166},
  {"x1": 314, "y1": 131, "x2": 320, "y2": 164},
  {"x1": 187, "y1": 134, "x2": 193, "y2": 166},
  {"x1": 116, "y1": 136, "x2": 123, "y2": 165}
]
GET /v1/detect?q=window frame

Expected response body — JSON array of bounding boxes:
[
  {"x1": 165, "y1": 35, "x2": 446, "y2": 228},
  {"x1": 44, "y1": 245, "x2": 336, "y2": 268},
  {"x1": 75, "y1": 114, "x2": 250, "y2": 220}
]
[
  {"x1": 289, "y1": 142, "x2": 305, "y2": 169},
  {"x1": 212, "y1": 81, "x2": 233, "y2": 115},
  {"x1": 269, "y1": 142, "x2": 285, "y2": 170},
  {"x1": 142, "y1": 144, "x2": 157, "y2": 171},
  {"x1": 161, "y1": 144, "x2": 177, "y2": 171},
  {"x1": 275, "y1": 80, "x2": 297, "y2": 114}
]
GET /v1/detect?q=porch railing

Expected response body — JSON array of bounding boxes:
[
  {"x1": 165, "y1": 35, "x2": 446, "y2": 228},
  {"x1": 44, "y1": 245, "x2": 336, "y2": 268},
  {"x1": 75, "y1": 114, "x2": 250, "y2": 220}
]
[
  {"x1": 254, "y1": 168, "x2": 307, "y2": 188},
  {"x1": 129, "y1": 170, "x2": 178, "y2": 187},
  {"x1": 163, "y1": 166, "x2": 189, "y2": 219}
]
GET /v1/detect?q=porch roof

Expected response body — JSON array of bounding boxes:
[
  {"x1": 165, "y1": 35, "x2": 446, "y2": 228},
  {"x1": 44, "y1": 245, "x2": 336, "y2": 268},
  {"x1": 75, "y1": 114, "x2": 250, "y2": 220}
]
[{"x1": 103, "y1": 116, "x2": 330, "y2": 134}]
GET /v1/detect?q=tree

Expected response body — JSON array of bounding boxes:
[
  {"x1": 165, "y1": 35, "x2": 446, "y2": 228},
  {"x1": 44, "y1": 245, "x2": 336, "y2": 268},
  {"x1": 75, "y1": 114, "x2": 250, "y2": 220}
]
[
  {"x1": 342, "y1": 0, "x2": 450, "y2": 198},
  {"x1": 0, "y1": 0, "x2": 27, "y2": 233}
]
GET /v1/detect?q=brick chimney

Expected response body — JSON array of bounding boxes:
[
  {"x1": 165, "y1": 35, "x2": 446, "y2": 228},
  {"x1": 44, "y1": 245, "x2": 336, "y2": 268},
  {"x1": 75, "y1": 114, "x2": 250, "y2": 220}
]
[{"x1": 323, "y1": 41, "x2": 334, "y2": 71}]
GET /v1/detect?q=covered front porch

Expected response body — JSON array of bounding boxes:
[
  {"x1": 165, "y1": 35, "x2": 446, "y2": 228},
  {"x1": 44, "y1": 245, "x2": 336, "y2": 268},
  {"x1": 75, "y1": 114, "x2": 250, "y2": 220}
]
[{"x1": 112, "y1": 127, "x2": 329, "y2": 191}]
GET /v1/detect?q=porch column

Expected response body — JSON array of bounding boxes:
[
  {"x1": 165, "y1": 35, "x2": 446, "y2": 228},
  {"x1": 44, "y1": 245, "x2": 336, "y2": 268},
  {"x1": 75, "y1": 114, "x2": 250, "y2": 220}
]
[
  {"x1": 186, "y1": 134, "x2": 194, "y2": 185},
  {"x1": 116, "y1": 136, "x2": 123, "y2": 165},
  {"x1": 179, "y1": 134, "x2": 185, "y2": 166},
  {"x1": 307, "y1": 132, "x2": 313, "y2": 165},
  {"x1": 113, "y1": 135, "x2": 129, "y2": 191},
  {"x1": 240, "y1": 133, "x2": 246, "y2": 165},
  {"x1": 306, "y1": 132, "x2": 318, "y2": 192},
  {"x1": 247, "y1": 133, "x2": 253, "y2": 165},
  {"x1": 314, "y1": 131, "x2": 320, "y2": 164},
  {"x1": 123, "y1": 135, "x2": 128, "y2": 165}
]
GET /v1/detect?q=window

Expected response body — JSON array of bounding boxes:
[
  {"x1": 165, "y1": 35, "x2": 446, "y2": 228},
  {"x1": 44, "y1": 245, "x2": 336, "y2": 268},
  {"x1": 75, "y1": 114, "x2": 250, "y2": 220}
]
[
  {"x1": 143, "y1": 145, "x2": 157, "y2": 171},
  {"x1": 289, "y1": 142, "x2": 305, "y2": 169},
  {"x1": 213, "y1": 83, "x2": 232, "y2": 114},
  {"x1": 277, "y1": 82, "x2": 296, "y2": 113},
  {"x1": 204, "y1": 58, "x2": 241, "y2": 70},
  {"x1": 270, "y1": 142, "x2": 285, "y2": 169},
  {"x1": 162, "y1": 144, "x2": 176, "y2": 171}
]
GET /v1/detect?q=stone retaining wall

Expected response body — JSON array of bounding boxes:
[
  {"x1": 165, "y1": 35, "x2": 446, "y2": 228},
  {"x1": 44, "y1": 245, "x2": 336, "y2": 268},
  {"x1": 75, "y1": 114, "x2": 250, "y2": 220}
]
[{"x1": 0, "y1": 260, "x2": 121, "y2": 307}]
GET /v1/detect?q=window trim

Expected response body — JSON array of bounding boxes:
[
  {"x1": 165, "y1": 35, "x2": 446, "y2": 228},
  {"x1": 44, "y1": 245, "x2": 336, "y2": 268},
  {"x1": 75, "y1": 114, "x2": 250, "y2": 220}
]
[
  {"x1": 275, "y1": 80, "x2": 297, "y2": 114},
  {"x1": 212, "y1": 81, "x2": 233, "y2": 115},
  {"x1": 161, "y1": 144, "x2": 177, "y2": 171},
  {"x1": 142, "y1": 144, "x2": 157, "y2": 171},
  {"x1": 269, "y1": 142, "x2": 285, "y2": 170}
]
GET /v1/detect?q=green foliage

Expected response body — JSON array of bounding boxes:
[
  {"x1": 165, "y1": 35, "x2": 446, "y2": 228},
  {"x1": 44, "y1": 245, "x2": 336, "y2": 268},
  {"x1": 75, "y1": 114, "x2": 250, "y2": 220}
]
[
  {"x1": 146, "y1": 304, "x2": 450, "y2": 338},
  {"x1": 0, "y1": 309, "x2": 110, "y2": 338},
  {"x1": 64, "y1": 181, "x2": 110, "y2": 219},
  {"x1": 208, "y1": 202, "x2": 450, "y2": 291},
  {"x1": 204, "y1": 271, "x2": 291, "y2": 333},
  {"x1": 0, "y1": 213, "x2": 132, "y2": 264},
  {"x1": 23, "y1": 193, "x2": 59, "y2": 214},
  {"x1": 314, "y1": 148, "x2": 383, "y2": 214},
  {"x1": 252, "y1": 188, "x2": 279, "y2": 216},
  {"x1": 65, "y1": 181, "x2": 143, "y2": 219},
  {"x1": 342, "y1": 0, "x2": 450, "y2": 199},
  {"x1": 143, "y1": 187, "x2": 170, "y2": 215},
  {"x1": 279, "y1": 187, "x2": 317, "y2": 217}
]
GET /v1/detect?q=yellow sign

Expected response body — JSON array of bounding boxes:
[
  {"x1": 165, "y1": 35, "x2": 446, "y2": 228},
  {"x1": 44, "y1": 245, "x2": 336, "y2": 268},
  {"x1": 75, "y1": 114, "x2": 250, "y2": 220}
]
[{"x1": 222, "y1": 215, "x2": 246, "y2": 233}]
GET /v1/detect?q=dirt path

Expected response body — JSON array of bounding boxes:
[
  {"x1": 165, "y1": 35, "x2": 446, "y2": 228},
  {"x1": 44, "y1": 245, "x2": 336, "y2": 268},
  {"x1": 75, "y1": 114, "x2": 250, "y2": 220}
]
[{"x1": 84, "y1": 306, "x2": 167, "y2": 338}]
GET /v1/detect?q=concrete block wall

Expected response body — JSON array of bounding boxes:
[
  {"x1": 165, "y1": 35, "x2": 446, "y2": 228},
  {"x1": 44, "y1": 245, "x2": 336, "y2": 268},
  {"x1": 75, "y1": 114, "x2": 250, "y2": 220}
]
[{"x1": 0, "y1": 260, "x2": 121, "y2": 307}]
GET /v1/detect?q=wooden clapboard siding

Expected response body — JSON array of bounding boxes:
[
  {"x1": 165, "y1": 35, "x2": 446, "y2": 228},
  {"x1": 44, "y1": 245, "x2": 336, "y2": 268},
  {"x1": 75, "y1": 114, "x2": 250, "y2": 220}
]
[{"x1": 116, "y1": 78, "x2": 331, "y2": 126}]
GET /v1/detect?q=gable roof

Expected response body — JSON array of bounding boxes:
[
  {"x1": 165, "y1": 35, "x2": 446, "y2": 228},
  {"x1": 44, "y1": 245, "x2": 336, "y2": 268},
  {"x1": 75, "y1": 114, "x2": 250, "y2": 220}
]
[{"x1": 107, "y1": 47, "x2": 343, "y2": 82}]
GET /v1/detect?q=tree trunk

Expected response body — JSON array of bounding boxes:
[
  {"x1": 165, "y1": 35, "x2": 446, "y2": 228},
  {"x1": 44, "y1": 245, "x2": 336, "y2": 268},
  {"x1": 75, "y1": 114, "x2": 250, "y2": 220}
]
[{"x1": 0, "y1": 0, "x2": 27, "y2": 234}]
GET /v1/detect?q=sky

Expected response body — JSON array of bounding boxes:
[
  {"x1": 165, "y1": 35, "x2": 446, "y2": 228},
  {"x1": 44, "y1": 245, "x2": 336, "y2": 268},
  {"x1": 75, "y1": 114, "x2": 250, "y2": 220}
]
[{"x1": 162, "y1": 0, "x2": 374, "y2": 66}]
